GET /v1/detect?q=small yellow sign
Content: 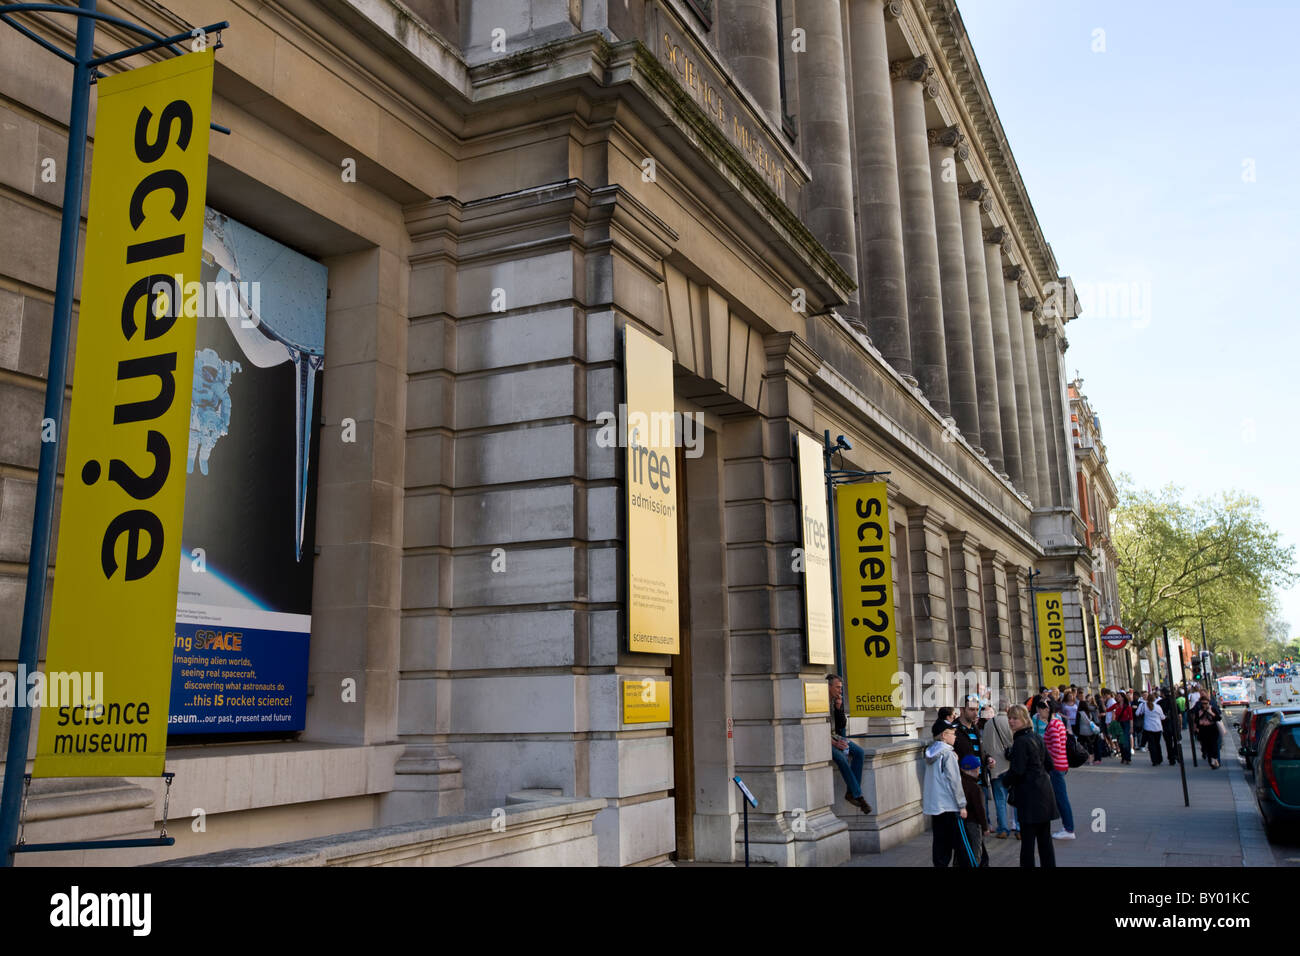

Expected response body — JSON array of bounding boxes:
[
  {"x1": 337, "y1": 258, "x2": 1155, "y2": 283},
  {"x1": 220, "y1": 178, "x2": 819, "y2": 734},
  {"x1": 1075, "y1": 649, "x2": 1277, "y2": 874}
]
[
  {"x1": 796, "y1": 432, "x2": 834, "y2": 665},
  {"x1": 1036, "y1": 591, "x2": 1071, "y2": 688},
  {"x1": 836, "y1": 482, "x2": 903, "y2": 718},
  {"x1": 622, "y1": 679, "x2": 671, "y2": 724},
  {"x1": 624, "y1": 326, "x2": 680, "y2": 654},
  {"x1": 803, "y1": 680, "x2": 830, "y2": 715},
  {"x1": 35, "y1": 51, "x2": 215, "y2": 778}
]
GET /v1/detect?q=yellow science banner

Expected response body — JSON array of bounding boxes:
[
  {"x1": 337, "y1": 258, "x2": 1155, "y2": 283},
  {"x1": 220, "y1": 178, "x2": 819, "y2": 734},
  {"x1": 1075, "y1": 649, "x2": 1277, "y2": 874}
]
[
  {"x1": 836, "y1": 482, "x2": 902, "y2": 718},
  {"x1": 35, "y1": 51, "x2": 215, "y2": 777},
  {"x1": 625, "y1": 326, "x2": 679, "y2": 653},
  {"x1": 795, "y1": 431, "x2": 834, "y2": 665},
  {"x1": 1036, "y1": 591, "x2": 1071, "y2": 689}
]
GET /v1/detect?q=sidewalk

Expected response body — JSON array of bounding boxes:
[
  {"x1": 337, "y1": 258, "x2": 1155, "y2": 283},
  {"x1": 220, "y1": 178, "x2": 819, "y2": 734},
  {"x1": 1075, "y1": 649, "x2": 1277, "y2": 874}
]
[{"x1": 846, "y1": 722, "x2": 1300, "y2": 867}]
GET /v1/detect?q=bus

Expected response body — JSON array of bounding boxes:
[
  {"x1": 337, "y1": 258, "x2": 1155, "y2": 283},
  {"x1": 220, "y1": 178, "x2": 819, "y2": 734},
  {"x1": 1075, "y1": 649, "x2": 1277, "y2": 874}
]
[{"x1": 1216, "y1": 676, "x2": 1252, "y2": 707}]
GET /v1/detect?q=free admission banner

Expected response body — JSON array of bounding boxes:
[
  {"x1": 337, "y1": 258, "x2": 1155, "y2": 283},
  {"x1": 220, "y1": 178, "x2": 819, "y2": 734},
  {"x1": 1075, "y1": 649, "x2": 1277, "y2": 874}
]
[
  {"x1": 1036, "y1": 591, "x2": 1070, "y2": 688},
  {"x1": 835, "y1": 482, "x2": 902, "y2": 718},
  {"x1": 35, "y1": 51, "x2": 215, "y2": 777},
  {"x1": 625, "y1": 325, "x2": 679, "y2": 654},
  {"x1": 168, "y1": 209, "x2": 325, "y2": 734},
  {"x1": 795, "y1": 432, "x2": 834, "y2": 665}
]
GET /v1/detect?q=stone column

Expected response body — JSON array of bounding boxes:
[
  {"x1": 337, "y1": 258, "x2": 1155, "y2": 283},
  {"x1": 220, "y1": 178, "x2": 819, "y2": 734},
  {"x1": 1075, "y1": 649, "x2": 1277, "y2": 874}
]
[
  {"x1": 958, "y1": 185, "x2": 1002, "y2": 469},
  {"x1": 890, "y1": 56, "x2": 950, "y2": 415},
  {"x1": 980, "y1": 551, "x2": 1011, "y2": 678},
  {"x1": 847, "y1": 0, "x2": 912, "y2": 381},
  {"x1": 1035, "y1": 323, "x2": 1067, "y2": 507},
  {"x1": 1021, "y1": 303, "x2": 1051, "y2": 509},
  {"x1": 947, "y1": 532, "x2": 986, "y2": 674},
  {"x1": 982, "y1": 227, "x2": 1021, "y2": 484},
  {"x1": 929, "y1": 127, "x2": 980, "y2": 443},
  {"x1": 907, "y1": 506, "x2": 953, "y2": 713},
  {"x1": 1003, "y1": 266, "x2": 1039, "y2": 504},
  {"x1": 1006, "y1": 564, "x2": 1033, "y2": 703},
  {"x1": 720, "y1": 0, "x2": 781, "y2": 125},
  {"x1": 797, "y1": 0, "x2": 860, "y2": 322}
]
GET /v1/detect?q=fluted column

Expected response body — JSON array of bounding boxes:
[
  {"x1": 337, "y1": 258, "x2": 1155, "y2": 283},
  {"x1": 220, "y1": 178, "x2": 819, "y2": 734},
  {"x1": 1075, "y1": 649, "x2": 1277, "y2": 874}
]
[
  {"x1": 720, "y1": 0, "x2": 781, "y2": 124},
  {"x1": 983, "y1": 226, "x2": 1022, "y2": 484},
  {"x1": 1003, "y1": 266, "x2": 1039, "y2": 504},
  {"x1": 1042, "y1": 326, "x2": 1074, "y2": 505},
  {"x1": 848, "y1": 0, "x2": 912, "y2": 381},
  {"x1": 1035, "y1": 323, "x2": 1065, "y2": 506},
  {"x1": 958, "y1": 184, "x2": 1002, "y2": 470},
  {"x1": 1020, "y1": 301, "x2": 1051, "y2": 509},
  {"x1": 890, "y1": 56, "x2": 950, "y2": 415},
  {"x1": 928, "y1": 126, "x2": 980, "y2": 444},
  {"x1": 798, "y1": 0, "x2": 859, "y2": 322}
]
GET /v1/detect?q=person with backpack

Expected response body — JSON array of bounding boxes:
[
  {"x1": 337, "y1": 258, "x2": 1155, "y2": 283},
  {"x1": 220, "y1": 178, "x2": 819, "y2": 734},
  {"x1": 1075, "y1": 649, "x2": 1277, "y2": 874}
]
[
  {"x1": 1157, "y1": 687, "x2": 1180, "y2": 767},
  {"x1": 1035, "y1": 699, "x2": 1075, "y2": 840},
  {"x1": 1076, "y1": 696, "x2": 1103, "y2": 764},
  {"x1": 959, "y1": 755, "x2": 989, "y2": 866},
  {"x1": 981, "y1": 700, "x2": 1018, "y2": 839},
  {"x1": 1005, "y1": 704, "x2": 1058, "y2": 867}
]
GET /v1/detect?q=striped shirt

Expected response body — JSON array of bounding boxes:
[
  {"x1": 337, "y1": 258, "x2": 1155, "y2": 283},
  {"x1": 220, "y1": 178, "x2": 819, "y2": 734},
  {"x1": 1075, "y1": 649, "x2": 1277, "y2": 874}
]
[{"x1": 1043, "y1": 714, "x2": 1068, "y2": 771}]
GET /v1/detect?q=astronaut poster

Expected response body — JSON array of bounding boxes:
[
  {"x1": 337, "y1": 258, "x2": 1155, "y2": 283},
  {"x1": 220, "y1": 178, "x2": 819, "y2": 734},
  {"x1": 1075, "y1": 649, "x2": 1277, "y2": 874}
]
[{"x1": 168, "y1": 208, "x2": 325, "y2": 735}]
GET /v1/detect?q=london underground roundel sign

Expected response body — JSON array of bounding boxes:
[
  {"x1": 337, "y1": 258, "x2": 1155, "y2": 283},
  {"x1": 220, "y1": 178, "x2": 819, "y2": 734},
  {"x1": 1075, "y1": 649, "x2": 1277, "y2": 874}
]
[{"x1": 1101, "y1": 625, "x2": 1131, "y2": 650}]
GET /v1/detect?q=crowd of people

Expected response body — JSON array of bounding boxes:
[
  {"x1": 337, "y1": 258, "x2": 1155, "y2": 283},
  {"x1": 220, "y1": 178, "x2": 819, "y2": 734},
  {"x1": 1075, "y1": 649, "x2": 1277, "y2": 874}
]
[{"x1": 829, "y1": 675, "x2": 1228, "y2": 868}]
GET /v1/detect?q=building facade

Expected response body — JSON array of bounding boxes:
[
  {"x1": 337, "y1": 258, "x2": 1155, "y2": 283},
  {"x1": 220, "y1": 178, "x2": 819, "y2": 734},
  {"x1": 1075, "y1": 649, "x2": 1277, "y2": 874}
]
[
  {"x1": 1069, "y1": 377, "x2": 1126, "y2": 690},
  {"x1": 1, "y1": 0, "x2": 1105, "y2": 866}
]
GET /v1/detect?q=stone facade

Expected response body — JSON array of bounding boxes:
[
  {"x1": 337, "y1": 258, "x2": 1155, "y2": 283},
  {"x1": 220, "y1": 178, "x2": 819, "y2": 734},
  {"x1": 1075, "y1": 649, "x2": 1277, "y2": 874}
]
[{"x1": 0, "y1": 0, "x2": 1106, "y2": 865}]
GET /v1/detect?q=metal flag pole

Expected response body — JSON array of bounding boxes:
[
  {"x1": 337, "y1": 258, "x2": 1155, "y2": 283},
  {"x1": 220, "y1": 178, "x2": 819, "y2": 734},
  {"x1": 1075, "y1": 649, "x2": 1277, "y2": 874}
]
[
  {"x1": 1163, "y1": 627, "x2": 1190, "y2": 808},
  {"x1": 0, "y1": 1, "x2": 229, "y2": 867}
]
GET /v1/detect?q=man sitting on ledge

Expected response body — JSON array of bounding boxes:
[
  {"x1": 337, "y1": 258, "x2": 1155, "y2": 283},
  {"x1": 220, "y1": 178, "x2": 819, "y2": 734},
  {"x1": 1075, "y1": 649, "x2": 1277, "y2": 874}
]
[{"x1": 828, "y1": 675, "x2": 872, "y2": 813}]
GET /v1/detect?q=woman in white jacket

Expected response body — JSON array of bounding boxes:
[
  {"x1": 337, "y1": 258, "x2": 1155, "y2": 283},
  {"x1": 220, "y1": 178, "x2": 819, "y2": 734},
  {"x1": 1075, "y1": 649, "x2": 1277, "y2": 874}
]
[
  {"x1": 923, "y1": 721, "x2": 976, "y2": 867},
  {"x1": 1136, "y1": 692, "x2": 1166, "y2": 766}
]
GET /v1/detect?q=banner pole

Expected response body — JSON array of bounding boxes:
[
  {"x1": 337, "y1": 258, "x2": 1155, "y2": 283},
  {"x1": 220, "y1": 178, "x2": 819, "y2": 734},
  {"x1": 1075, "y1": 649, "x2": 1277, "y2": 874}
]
[
  {"x1": 1027, "y1": 569, "x2": 1043, "y2": 691},
  {"x1": 823, "y1": 431, "x2": 845, "y2": 679},
  {"x1": 0, "y1": 0, "x2": 97, "y2": 868}
]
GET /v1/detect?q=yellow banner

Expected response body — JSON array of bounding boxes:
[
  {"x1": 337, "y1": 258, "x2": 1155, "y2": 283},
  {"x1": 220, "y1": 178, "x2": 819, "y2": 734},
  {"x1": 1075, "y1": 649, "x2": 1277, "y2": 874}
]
[
  {"x1": 35, "y1": 52, "x2": 214, "y2": 777},
  {"x1": 795, "y1": 432, "x2": 833, "y2": 665},
  {"x1": 1036, "y1": 591, "x2": 1070, "y2": 689},
  {"x1": 836, "y1": 482, "x2": 902, "y2": 717},
  {"x1": 622, "y1": 679, "x2": 671, "y2": 724},
  {"x1": 624, "y1": 326, "x2": 679, "y2": 654}
]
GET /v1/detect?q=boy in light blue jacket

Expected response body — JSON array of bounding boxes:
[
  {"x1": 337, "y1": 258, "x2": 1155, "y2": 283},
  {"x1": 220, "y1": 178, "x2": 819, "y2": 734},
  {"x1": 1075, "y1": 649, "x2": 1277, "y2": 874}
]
[{"x1": 923, "y1": 720, "x2": 973, "y2": 867}]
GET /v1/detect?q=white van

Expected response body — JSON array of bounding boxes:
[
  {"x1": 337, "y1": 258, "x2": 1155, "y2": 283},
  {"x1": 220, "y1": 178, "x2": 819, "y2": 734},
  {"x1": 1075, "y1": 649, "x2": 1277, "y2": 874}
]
[{"x1": 1260, "y1": 676, "x2": 1300, "y2": 707}]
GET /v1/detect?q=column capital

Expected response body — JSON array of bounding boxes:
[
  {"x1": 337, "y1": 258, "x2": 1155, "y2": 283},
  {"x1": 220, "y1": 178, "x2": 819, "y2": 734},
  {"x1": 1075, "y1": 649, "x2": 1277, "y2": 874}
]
[
  {"x1": 882, "y1": 0, "x2": 905, "y2": 19},
  {"x1": 927, "y1": 124, "x2": 964, "y2": 149},
  {"x1": 983, "y1": 225, "x2": 1008, "y2": 246},
  {"x1": 1003, "y1": 263, "x2": 1026, "y2": 283},
  {"x1": 890, "y1": 56, "x2": 939, "y2": 96},
  {"x1": 959, "y1": 180, "x2": 993, "y2": 212},
  {"x1": 1020, "y1": 297, "x2": 1043, "y2": 319}
]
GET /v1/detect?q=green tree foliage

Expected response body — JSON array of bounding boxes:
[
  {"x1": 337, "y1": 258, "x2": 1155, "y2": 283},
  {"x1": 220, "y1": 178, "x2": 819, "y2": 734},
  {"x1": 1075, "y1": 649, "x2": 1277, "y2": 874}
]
[{"x1": 1113, "y1": 479, "x2": 1295, "y2": 653}]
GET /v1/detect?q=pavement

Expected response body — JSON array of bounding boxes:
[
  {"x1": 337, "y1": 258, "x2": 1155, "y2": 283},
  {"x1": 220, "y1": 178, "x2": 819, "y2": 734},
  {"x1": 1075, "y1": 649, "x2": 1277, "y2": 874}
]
[{"x1": 846, "y1": 709, "x2": 1300, "y2": 867}]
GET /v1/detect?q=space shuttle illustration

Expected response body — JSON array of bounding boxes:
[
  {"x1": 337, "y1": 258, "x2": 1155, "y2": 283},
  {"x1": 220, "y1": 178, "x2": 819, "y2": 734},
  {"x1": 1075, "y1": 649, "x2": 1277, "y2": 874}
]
[{"x1": 201, "y1": 208, "x2": 325, "y2": 561}]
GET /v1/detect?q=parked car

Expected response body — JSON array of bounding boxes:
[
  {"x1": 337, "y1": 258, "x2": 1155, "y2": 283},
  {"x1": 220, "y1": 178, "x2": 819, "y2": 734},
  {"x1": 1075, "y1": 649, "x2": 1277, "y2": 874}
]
[
  {"x1": 1254, "y1": 714, "x2": 1300, "y2": 841},
  {"x1": 1238, "y1": 705, "x2": 1300, "y2": 773}
]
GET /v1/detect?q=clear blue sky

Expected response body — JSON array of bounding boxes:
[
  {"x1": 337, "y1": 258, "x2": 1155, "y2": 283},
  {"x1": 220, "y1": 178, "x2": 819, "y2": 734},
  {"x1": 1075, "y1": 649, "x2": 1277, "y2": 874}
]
[{"x1": 957, "y1": 0, "x2": 1300, "y2": 637}]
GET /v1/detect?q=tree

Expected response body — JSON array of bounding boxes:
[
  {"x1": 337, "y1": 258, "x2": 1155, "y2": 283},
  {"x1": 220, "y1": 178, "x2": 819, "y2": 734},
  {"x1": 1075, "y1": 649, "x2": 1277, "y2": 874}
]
[{"x1": 1113, "y1": 479, "x2": 1295, "y2": 652}]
